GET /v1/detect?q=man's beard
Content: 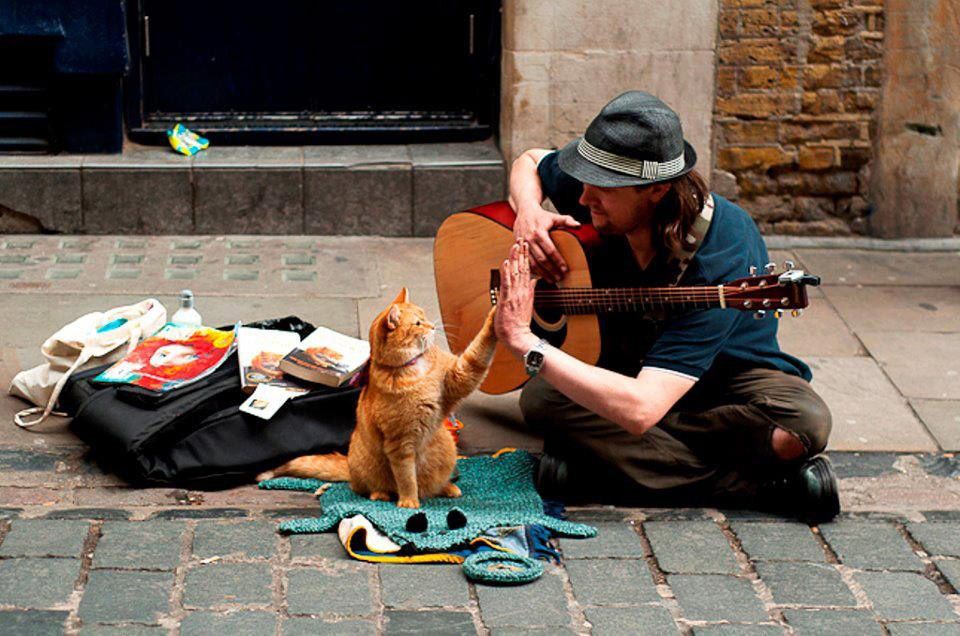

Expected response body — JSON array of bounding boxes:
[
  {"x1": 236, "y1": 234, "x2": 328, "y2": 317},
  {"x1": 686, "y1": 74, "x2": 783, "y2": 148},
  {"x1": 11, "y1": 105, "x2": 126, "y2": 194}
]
[{"x1": 591, "y1": 210, "x2": 643, "y2": 236}]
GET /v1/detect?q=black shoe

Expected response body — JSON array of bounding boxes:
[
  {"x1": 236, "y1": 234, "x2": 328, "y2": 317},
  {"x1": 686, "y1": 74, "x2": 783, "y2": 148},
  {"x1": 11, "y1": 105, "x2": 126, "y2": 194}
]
[
  {"x1": 757, "y1": 455, "x2": 840, "y2": 524},
  {"x1": 534, "y1": 451, "x2": 654, "y2": 505},
  {"x1": 534, "y1": 453, "x2": 571, "y2": 500}
]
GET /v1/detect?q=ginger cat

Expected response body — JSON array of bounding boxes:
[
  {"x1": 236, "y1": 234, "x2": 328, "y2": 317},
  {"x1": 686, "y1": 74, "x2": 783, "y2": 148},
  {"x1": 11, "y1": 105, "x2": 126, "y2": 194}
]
[{"x1": 257, "y1": 288, "x2": 498, "y2": 508}]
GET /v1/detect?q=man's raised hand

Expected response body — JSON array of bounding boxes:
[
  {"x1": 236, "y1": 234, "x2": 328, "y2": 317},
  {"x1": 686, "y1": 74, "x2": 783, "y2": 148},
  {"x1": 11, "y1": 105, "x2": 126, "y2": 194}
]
[{"x1": 513, "y1": 205, "x2": 580, "y2": 283}]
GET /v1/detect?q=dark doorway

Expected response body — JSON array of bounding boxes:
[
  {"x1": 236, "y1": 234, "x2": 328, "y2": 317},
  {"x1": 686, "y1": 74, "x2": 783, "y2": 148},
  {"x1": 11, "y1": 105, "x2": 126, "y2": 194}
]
[{"x1": 125, "y1": 0, "x2": 501, "y2": 144}]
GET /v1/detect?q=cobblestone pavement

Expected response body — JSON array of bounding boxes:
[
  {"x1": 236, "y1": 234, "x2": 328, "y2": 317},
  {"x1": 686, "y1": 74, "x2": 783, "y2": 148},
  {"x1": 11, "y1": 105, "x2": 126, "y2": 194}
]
[
  {"x1": 0, "y1": 237, "x2": 959, "y2": 633},
  {"x1": 0, "y1": 505, "x2": 959, "y2": 634}
]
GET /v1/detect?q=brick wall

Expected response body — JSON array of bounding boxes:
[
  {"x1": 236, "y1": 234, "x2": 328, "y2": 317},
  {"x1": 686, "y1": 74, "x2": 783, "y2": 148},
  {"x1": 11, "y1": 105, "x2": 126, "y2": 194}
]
[{"x1": 711, "y1": 0, "x2": 884, "y2": 235}]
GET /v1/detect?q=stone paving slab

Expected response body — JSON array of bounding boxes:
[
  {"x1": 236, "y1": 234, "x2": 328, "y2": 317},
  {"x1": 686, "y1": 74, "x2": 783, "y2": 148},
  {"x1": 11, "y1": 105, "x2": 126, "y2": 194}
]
[
  {"x1": 754, "y1": 561, "x2": 857, "y2": 607},
  {"x1": 644, "y1": 520, "x2": 740, "y2": 574},
  {"x1": 0, "y1": 519, "x2": 88, "y2": 557},
  {"x1": 692, "y1": 625, "x2": 783, "y2": 634},
  {"x1": 793, "y1": 250, "x2": 960, "y2": 287},
  {"x1": 818, "y1": 520, "x2": 924, "y2": 571},
  {"x1": 286, "y1": 567, "x2": 375, "y2": 617},
  {"x1": 821, "y1": 285, "x2": 960, "y2": 333},
  {"x1": 378, "y1": 564, "x2": 470, "y2": 609},
  {"x1": 859, "y1": 332, "x2": 960, "y2": 400},
  {"x1": 559, "y1": 520, "x2": 646, "y2": 559},
  {"x1": 853, "y1": 571, "x2": 958, "y2": 621},
  {"x1": 383, "y1": 609, "x2": 476, "y2": 635},
  {"x1": 192, "y1": 520, "x2": 277, "y2": 560},
  {"x1": 808, "y1": 357, "x2": 937, "y2": 452},
  {"x1": 668, "y1": 574, "x2": 769, "y2": 623},
  {"x1": 475, "y1": 570, "x2": 571, "y2": 629},
  {"x1": 183, "y1": 562, "x2": 273, "y2": 608},
  {"x1": 729, "y1": 521, "x2": 826, "y2": 562},
  {"x1": 283, "y1": 617, "x2": 377, "y2": 635},
  {"x1": 180, "y1": 611, "x2": 277, "y2": 636},
  {"x1": 0, "y1": 610, "x2": 70, "y2": 635},
  {"x1": 79, "y1": 569, "x2": 174, "y2": 624},
  {"x1": 0, "y1": 558, "x2": 80, "y2": 608},
  {"x1": 935, "y1": 560, "x2": 960, "y2": 590},
  {"x1": 93, "y1": 520, "x2": 185, "y2": 570},
  {"x1": 886, "y1": 624, "x2": 960, "y2": 635},
  {"x1": 777, "y1": 297, "x2": 865, "y2": 357},
  {"x1": 583, "y1": 605, "x2": 678, "y2": 634},
  {"x1": 910, "y1": 400, "x2": 960, "y2": 452},
  {"x1": 781, "y1": 609, "x2": 882, "y2": 634},
  {"x1": 289, "y1": 532, "x2": 348, "y2": 561},
  {"x1": 565, "y1": 558, "x2": 660, "y2": 605},
  {"x1": 80, "y1": 626, "x2": 166, "y2": 635},
  {"x1": 906, "y1": 522, "x2": 960, "y2": 558}
]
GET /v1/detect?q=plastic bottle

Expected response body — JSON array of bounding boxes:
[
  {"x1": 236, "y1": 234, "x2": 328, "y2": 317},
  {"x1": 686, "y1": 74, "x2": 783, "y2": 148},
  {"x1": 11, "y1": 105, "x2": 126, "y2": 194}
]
[{"x1": 171, "y1": 289, "x2": 203, "y2": 327}]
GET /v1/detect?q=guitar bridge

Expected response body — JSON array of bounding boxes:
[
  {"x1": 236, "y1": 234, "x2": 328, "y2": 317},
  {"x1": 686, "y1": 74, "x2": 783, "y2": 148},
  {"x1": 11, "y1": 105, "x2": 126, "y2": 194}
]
[{"x1": 489, "y1": 269, "x2": 500, "y2": 305}]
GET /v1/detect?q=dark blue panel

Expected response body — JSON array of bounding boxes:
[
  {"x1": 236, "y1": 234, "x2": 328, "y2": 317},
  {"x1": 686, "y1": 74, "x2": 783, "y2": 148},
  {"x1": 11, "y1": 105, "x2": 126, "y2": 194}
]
[{"x1": 0, "y1": 0, "x2": 128, "y2": 75}]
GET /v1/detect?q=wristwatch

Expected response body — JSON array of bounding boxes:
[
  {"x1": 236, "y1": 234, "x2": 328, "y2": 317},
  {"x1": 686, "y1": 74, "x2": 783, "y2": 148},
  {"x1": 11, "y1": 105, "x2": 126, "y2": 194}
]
[{"x1": 523, "y1": 339, "x2": 549, "y2": 377}]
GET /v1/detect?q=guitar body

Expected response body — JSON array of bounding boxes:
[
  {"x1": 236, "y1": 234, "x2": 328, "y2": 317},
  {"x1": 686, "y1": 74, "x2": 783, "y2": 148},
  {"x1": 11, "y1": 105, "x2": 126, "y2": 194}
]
[
  {"x1": 435, "y1": 202, "x2": 820, "y2": 395},
  {"x1": 434, "y1": 202, "x2": 602, "y2": 394}
]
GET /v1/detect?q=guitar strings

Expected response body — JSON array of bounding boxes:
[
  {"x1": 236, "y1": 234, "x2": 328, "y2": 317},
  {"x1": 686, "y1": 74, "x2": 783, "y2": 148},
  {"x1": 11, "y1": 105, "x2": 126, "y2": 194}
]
[{"x1": 526, "y1": 287, "x2": 748, "y2": 310}]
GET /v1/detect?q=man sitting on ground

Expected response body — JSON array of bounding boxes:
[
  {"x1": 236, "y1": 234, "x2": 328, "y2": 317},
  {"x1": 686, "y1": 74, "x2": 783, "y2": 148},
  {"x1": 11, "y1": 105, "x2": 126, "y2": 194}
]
[{"x1": 492, "y1": 90, "x2": 839, "y2": 522}]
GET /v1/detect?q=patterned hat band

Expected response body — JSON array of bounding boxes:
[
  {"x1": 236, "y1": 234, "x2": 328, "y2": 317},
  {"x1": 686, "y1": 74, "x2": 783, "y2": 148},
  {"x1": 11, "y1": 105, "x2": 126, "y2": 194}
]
[{"x1": 577, "y1": 138, "x2": 685, "y2": 180}]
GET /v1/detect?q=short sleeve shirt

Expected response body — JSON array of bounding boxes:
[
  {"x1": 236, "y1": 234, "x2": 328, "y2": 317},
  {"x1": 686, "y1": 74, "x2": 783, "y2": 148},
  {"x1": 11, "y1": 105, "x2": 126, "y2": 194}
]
[{"x1": 537, "y1": 151, "x2": 811, "y2": 382}]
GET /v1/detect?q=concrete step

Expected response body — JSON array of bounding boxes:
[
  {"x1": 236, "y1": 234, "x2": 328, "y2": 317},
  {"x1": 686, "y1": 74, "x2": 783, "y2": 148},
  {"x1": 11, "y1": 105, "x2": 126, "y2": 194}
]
[{"x1": 0, "y1": 141, "x2": 506, "y2": 236}]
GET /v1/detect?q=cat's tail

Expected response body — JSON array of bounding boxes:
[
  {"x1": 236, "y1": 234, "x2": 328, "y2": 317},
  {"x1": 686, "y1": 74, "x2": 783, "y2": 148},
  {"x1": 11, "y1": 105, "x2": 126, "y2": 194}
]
[{"x1": 256, "y1": 453, "x2": 350, "y2": 482}]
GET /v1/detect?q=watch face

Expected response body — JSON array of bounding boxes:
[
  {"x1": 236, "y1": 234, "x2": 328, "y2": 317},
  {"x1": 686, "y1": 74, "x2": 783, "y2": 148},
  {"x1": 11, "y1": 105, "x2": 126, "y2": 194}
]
[{"x1": 527, "y1": 351, "x2": 545, "y2": 367}]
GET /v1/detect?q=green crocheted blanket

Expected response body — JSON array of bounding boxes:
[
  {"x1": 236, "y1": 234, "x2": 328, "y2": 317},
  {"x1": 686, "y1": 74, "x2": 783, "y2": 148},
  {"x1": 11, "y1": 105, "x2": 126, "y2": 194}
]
[{"x1": 259, "y1": 450, "x2": 596, "y2": 552}]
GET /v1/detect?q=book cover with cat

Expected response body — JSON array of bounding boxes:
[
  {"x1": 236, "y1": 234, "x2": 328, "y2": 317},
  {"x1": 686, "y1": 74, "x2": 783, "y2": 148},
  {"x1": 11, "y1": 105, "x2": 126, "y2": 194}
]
[
  {"x1": 237, "y1": 327, "x2": 307, "y2": 394},
  {"x1": 279, "y1": 326, "x2": 370, "y2": 387},
  {"x1": 94, "y1": 323, "x2": 238, "y2": 392}
]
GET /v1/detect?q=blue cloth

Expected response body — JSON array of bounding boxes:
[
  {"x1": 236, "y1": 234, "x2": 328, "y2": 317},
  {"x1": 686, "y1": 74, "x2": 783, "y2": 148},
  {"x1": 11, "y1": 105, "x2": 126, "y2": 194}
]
[{"x1": 538, "y1": 151, "x2": 811, "y2": 382}]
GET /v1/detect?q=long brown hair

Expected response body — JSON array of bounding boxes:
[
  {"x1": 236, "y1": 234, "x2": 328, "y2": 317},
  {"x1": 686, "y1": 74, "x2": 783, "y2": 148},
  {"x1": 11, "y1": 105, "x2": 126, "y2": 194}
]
[{"x1": 650, "y1": 170, "x2": 709, "y2": 254}]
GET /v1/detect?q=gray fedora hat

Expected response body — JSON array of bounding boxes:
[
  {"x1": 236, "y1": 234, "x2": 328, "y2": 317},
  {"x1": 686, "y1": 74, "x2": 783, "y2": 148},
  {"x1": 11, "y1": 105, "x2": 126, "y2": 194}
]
[{"x1": 557, "y1": 91, "x2": 697, "y2": 188}]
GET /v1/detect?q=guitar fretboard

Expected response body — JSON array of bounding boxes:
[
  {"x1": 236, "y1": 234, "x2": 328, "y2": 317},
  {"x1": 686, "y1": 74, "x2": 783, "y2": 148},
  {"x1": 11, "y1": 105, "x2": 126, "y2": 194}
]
[{"x1": 532, "y1": 286, "x2": 723, "y2": 314}]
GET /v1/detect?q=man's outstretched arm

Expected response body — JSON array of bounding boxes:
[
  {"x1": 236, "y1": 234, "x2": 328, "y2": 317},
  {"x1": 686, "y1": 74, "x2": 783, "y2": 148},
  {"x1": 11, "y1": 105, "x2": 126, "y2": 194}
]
[
  {"x1": 507, "y1": 329, "x2": 694, "y2": 436},
  {"x1": 495, "y1": 241, "x2": 694, "y2": 436}
]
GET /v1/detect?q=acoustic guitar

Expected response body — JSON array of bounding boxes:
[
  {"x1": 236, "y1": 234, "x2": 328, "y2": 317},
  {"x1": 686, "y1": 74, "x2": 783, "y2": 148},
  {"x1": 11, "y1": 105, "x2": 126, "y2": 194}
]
[{"x1": 434, "y1": 201, "x2": 820, "y2": 394}]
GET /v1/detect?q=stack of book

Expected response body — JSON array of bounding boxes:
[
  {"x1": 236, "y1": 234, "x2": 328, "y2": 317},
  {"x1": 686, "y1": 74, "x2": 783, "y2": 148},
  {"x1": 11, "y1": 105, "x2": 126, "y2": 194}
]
[{"x1": 239, "y1": 326, "x2": 370, "y2": 392}]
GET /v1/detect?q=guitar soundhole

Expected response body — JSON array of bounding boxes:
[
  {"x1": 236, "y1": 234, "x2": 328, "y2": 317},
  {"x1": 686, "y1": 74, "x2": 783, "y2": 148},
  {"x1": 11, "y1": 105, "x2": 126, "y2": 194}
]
[{"x1": 531, "y1": 279, "x2": 567, "y2": 348}]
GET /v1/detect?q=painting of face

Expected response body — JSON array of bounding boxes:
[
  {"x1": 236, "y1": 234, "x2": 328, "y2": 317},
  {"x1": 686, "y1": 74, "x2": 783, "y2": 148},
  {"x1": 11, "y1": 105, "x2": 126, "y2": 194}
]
[
  {"x1": 149, "y1": 344, "x2": 199, "y2": 368},
  {"x1": 95, "y1": 324, "x2": 236, "y2": 391}
]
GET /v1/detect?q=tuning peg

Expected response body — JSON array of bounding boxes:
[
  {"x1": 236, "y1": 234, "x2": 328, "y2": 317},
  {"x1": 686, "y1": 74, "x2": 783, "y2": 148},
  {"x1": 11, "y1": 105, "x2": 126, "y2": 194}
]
[
  {"x1": 765, "y1": 262, "x2": 776, "y2": 274},
  {"x1": 773, "y1": 309, "x2": 782, "y2": 319},
  {"x1": 753, "y1": 310, "x2": 766, "y2": 320},
  {"x1": 784, "y1": 260, "x2": 795, "y2": 270},
  {"x1": 791, "y1": 309, "x2": 803, "y2": 318},
  {"x1": 749, "y1": 265, "x2": 758, "y2": 276}
]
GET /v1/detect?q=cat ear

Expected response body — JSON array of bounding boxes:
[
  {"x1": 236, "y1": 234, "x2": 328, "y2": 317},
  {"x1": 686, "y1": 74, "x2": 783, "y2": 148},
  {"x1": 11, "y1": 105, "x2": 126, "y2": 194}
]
[
  {"x1": 385, "y1": 305, "x2": 401, "y2": 331},
  {"x1": 392, "y1": 287, "x2": 409, "y2": 305}
]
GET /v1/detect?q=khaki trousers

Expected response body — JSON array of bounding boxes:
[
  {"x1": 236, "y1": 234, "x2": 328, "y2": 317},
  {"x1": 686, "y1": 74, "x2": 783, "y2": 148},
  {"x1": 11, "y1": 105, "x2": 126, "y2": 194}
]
[{"x1": 519, "y1": 366, "x2": 832, "y2": 502}]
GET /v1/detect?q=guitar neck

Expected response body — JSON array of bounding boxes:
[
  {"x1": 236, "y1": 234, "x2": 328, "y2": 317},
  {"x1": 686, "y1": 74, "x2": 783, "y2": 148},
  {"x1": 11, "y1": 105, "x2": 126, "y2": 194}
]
[{"x1": 533, "y1": 286, "x2": 725, "y2": 315}]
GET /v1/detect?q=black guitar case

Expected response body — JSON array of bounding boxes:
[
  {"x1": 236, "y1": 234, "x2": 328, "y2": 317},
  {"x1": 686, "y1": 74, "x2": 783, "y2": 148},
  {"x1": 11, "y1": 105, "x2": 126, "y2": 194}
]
[{"x1": 57, "y1": 316, "x2": 359, "y2": 488}]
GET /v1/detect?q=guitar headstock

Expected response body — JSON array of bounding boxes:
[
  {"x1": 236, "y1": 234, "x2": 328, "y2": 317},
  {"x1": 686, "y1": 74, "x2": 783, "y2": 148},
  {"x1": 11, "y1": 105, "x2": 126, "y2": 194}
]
[{"x1": 724, "y1": 261, "x2": 821, "y2": 319}]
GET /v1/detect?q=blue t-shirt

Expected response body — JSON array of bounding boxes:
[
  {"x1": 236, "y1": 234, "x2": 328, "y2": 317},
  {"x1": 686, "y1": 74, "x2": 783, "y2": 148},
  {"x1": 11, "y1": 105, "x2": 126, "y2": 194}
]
[{"x1": 538, "y1": 151, "x2": 811, "y2": 382}]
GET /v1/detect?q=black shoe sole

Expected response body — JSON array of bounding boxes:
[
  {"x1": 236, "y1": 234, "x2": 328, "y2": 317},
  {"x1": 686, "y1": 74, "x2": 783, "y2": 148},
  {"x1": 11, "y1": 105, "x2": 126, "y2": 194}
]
[
  {"x1": 534, "y1": 454, "x2": 569, "y2": 500},
  {"x1": 804, "y1": 455, "x2": 840, "y2": 524}
]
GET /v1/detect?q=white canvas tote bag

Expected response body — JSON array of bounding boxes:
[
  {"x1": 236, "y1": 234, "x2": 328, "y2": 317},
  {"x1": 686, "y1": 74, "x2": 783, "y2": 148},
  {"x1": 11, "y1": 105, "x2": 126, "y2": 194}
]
[{"x1": 9, "y1": 298, "x2": 167, "y2": 428}]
